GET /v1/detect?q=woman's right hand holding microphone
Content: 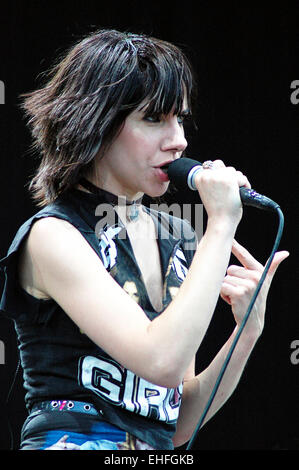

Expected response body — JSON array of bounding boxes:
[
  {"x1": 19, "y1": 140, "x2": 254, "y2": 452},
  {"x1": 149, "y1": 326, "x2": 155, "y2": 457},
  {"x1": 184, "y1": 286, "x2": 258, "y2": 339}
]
[{"x1": 193, "y1": 159, "x2": 251, "y2": 228}]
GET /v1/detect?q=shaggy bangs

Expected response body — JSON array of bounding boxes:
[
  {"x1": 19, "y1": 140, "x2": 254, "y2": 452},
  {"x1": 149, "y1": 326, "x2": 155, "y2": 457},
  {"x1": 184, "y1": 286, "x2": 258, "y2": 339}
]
[
  {"x1": 126, "y1": 39, "x2": 193, "y2": 120},
  {"x1": 21, "y1": 29, "x2": 196, "y2": 206}
]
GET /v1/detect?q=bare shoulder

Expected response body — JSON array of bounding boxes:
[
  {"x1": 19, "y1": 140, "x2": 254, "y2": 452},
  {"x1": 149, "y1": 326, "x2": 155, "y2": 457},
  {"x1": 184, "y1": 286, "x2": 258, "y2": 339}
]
[
  {"x1": 18, "y1": 216, "x2": 161, "y2": 383},
  {"x1": 29, "y1": 216, "x2": 78, "y2": 239},
  {"x1": 18, "y1": 217, "x2": 76, "y2": 299},
  {"x1": 27, "y1": 215, "x2": 104, "y2": 274},
  {"x1": 19, "y1": 216, "x2": 95, "y2": 299},
  {"x1": 27, "y1": 216, "x2": 87, "y2": 256}
]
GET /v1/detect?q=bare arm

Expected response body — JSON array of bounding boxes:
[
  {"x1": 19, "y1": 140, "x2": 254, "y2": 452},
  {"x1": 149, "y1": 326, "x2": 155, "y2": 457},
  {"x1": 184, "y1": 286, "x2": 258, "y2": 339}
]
[
  {"x1": 19, "y1": 163, "x2": 248, "y2": 388},
  {"x1": 172, "y1": 241, "x2": 289, "y2": 447}
]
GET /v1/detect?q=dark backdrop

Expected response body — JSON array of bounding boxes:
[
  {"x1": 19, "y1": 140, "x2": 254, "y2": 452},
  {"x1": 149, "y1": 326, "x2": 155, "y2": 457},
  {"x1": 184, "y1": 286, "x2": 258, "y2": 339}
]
[{"x1": 0, "y1": 0, "x2": 298, "y2": 452}]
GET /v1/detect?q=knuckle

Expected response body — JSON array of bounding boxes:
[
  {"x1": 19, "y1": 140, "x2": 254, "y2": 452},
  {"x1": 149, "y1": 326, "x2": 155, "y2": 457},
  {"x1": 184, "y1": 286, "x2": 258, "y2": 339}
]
[
  {"x1": 245, "y1": 279, "x2": 256, "y2": 293},
  {"x1": 212, "y1": 159, "x2": 225, "y2": 168},
  {"x1": 237, "y1": 285, "x2": 247, "y2": 297},
  {"x1": 227, "y1": 265, "x2": 240, "y2": 275},
  {"x1": 251, "y1": 272, "x2": 261, "y2": 284}
]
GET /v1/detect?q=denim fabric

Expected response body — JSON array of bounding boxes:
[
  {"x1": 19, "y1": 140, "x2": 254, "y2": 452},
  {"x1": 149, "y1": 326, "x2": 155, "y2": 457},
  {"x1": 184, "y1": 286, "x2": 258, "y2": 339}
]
[{"x1": 20, "y1": 411, "x2": 155, "y2": 450}]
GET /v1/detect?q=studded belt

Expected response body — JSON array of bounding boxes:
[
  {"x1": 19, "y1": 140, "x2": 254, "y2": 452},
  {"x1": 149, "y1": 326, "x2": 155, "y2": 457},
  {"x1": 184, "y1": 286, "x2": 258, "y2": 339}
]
[{"x1": 31, "y1": 400, "x2": 101, "y2": 417}]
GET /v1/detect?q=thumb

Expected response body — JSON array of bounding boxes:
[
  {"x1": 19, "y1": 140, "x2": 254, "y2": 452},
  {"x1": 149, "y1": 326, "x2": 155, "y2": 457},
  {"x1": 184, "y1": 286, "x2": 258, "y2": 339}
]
[{"x1": 267, "y1": 250, "x2": 289, "y2": 281}]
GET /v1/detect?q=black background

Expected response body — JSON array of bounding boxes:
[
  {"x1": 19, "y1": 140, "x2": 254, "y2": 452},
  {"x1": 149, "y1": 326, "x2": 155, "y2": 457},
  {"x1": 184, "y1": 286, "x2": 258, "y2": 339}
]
[{"x1": 0, "y1": 0, "x2": 298, "y2": 452}]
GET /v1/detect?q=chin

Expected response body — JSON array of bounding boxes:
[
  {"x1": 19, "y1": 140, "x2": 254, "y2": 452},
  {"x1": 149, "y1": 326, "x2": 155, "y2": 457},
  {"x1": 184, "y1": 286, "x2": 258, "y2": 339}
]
[{"x1": 145, "y1": 182, "x2": 169, "y2": 199}]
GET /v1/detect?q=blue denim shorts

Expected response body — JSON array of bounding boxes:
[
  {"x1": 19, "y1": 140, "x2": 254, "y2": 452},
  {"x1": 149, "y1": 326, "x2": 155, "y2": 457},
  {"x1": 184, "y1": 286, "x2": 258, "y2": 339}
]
[{"x1": 20, "y1": 403, "x2": 155, "y2": 450}]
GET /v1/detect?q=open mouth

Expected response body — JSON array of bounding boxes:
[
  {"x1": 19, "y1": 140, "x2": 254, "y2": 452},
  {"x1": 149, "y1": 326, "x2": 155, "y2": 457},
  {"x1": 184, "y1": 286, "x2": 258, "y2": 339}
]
[
  {"x1": 153, "y1": 163, "x2": 171, "y2": 182},
  {"x1": 159, "y1": 163, "x2": 171, "y2": 174}
]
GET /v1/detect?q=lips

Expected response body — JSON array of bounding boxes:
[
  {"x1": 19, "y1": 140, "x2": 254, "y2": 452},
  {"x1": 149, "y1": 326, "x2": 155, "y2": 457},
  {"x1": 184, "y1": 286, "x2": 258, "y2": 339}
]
[
  {"x1": 153, "y1": 160, "x2": 174, "y2": 182},
  {"x1": 154, "y1": 161, "x2": 173, "y2": 173},
  {"x1": 153, "y1": 167, "x2": 170, "y2": 182}
]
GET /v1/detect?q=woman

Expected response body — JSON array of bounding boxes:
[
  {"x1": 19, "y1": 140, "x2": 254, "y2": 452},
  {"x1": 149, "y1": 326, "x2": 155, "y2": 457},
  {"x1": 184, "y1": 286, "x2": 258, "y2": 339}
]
[{"x1": 0, "y1": 29, "x2": 288, "y2": 450}]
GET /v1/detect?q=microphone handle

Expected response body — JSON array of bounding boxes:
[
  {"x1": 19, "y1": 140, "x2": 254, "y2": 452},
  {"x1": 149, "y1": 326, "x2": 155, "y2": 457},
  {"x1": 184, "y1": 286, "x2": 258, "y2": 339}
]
[
  {"x1": 239, "y1": 187, "x2": 280, "y2": 211},
  {"x1": 186, "y1": 165, "x2": 280, "y2": 212}
]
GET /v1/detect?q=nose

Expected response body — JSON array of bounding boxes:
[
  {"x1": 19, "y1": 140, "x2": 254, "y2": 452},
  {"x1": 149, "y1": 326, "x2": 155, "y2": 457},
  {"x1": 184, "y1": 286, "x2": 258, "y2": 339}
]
[{"x1": 160, "y1": 117, "x2": 187, "y2": 155}]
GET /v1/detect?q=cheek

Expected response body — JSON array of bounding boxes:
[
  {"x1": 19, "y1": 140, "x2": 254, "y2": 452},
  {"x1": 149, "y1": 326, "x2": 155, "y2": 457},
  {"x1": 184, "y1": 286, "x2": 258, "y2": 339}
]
[{"x1": 121, "y1": 128, "x2": 154, "y2": 162}]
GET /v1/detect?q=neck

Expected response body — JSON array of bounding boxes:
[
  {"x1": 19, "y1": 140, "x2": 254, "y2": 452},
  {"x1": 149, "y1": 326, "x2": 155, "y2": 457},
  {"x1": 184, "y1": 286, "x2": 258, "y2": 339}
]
[
  {"x1": 78, "y1": 177, "x2": 143, "y2": 223},
  {"x1": 83, "y1": 172, "x2": 144, "y2": 202}
]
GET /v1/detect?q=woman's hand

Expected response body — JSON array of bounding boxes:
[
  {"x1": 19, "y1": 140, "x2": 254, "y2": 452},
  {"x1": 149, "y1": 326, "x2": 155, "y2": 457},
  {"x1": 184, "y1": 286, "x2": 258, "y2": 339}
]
[
  {"x1": 194, "y1": 160, "x2": 251, "y2": 226},
  {"x1": 220, "y1": 239, "x2": 289, "y2": 337}
]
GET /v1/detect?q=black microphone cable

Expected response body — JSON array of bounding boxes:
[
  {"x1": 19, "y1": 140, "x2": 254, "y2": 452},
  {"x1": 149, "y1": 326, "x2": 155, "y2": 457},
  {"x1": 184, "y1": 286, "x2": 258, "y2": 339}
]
[{"x1": 186, "y1": 204, "x2": 285, "y2": 450}]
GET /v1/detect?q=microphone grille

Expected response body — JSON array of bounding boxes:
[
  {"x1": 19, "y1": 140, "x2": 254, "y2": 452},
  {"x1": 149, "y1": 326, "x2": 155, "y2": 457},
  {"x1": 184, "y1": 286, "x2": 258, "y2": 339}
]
[{"x1": 167, "y1": 158, "x2": 202, "y2": 189}]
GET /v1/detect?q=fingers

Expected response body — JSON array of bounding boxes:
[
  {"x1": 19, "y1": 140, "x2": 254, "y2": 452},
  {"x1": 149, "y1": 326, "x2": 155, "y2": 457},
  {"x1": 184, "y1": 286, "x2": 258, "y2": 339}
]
[
  {"x1": 222, "y1": 239, "x2": 289, "y2": 334},
  {"x1": 223, "y1": 274, "x2": 257, "y2": 288},
  {"x1": 225, "y1": 242, "x2": 290, "y2": 317},
  {"x1": 229, "y1": 241, "x2": 289, "y2": 295},
  {"x1": 226, "y1": 264, "x2": 261, "y2": 282},
  {"x1": 231, "y1": 239, "x2": 289, "y2": 276},
  {"x1": 236, "y1": 170, "x2": 251, "y2": 189},
  {"x1": 266, "y1": 250, "x2": 290, "y2": 279},
  {"x1": 231, "y1": 239, "x2": 263, "y2": 271},
  {"x1": 221, "y1": 275, "x2": 257, "y2": 302},
  {"x1": 196, "y1": 159, "x2": 251, "y2": 224},
  {"x1": 211, "y1": 159, "x2": 225, "y2": 169},
  {"x1": 206, "y1": 160, "x2": 251, "y2": 188}
]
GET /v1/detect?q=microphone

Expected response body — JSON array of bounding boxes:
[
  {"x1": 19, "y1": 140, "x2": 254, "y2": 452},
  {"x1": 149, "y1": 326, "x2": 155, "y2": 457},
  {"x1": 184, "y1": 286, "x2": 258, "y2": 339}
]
[{"x1": 165, "y1": 157, "x2": 280, "y2": 212}]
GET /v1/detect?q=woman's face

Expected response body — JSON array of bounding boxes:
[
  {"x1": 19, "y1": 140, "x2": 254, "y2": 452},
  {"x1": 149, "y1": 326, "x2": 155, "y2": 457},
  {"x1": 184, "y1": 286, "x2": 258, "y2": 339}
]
[{"x1": 94, "y1": 101, "x2": 188, "y2": 200}]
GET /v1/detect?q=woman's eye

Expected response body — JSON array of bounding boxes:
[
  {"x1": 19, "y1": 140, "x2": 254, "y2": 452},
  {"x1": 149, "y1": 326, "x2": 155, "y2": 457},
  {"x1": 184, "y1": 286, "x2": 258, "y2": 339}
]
[
  {"x1": 143, "y1": 113, "x2": 190, "y2": 125},
  {"x1": 177, "y1": 112, "x2": 191, "y2": 125},
  {"x1": 143, "y1": 115, "x2": 161, "y2": 123}
]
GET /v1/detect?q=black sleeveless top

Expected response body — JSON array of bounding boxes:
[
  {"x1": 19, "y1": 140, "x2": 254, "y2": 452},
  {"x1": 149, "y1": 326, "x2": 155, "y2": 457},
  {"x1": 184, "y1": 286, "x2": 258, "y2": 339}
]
[{"x1": 0, "y1": 188, "x2": 197, "y2": 449}]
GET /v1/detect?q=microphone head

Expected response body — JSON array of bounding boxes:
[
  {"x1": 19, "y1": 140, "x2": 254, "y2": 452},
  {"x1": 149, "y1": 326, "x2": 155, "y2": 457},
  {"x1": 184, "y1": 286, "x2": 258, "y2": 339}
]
[
  {"x1": 167, "y1": 158, "x2": 202, "y2": 189},
  {"x1": 166, "y1": 157, "x2": 280, "y2": 212}
]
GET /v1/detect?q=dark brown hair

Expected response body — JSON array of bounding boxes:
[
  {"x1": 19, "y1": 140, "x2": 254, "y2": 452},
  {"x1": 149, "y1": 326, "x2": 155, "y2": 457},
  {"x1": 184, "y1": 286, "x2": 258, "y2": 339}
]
[{"x1": 21, "y1": 29, "x2": 196, "y2": 206}]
